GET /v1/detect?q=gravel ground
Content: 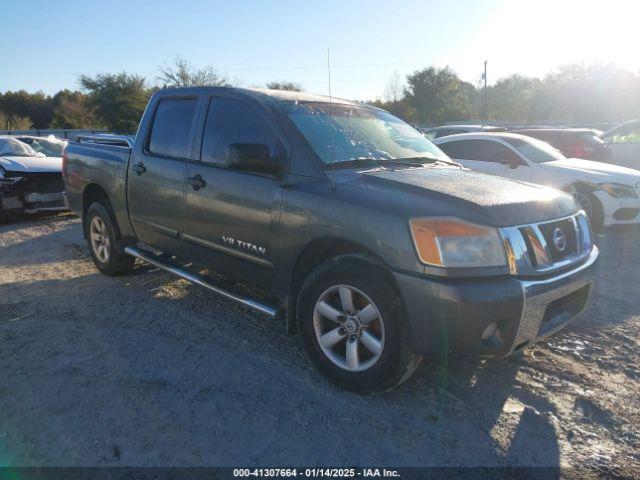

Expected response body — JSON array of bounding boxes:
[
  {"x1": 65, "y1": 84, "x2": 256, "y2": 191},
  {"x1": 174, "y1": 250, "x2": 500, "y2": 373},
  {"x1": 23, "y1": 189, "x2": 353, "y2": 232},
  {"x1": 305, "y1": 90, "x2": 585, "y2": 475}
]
[{"x1": 0, "y1": 213, "x2": 639, "y2": 475}]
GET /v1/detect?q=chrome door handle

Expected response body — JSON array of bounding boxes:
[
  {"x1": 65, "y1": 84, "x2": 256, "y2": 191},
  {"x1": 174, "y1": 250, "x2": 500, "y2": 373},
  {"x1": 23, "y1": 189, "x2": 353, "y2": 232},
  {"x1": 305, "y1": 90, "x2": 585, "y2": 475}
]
[
  {"x1": 187, "y1": 174, "x2": 206, "y2": 191},
  {"x1": 132, "y1": 162, "x2": 146, "y2": 175}
]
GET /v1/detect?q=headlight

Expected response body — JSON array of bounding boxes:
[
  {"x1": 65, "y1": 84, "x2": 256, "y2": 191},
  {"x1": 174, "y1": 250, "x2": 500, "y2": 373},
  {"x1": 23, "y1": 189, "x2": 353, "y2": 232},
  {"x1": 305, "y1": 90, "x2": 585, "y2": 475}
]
[
  {"x1": 0, "y1": 166, "x2": 5, "y2": 179},
  {"x1": 598, "y1": 183, "x2": 638, "y2": 199},
  {"x1": 409, "y1": 217, "x2": 507, "y2": 268}
]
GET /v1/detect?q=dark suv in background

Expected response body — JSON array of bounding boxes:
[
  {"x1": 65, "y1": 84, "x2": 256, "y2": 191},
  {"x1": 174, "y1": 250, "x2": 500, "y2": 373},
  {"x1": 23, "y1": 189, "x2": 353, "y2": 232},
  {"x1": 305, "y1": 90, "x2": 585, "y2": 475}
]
[
  {"x1": 514, "y1": 128, "x2": 610, "y2": 162},
  {"x1": 423, "y1": 125, "x2": 506, "y2": 140}
]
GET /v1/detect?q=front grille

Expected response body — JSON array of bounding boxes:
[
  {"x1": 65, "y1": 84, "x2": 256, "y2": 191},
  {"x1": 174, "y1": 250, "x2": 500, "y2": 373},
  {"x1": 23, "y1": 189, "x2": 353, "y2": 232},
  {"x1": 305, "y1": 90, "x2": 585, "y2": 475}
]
[
  {"x1": 537, "y1": 218, "x2": 578, "y2": 262},
  {"x1": 540, "y1": 285, "x2": 590, "y2": 334},
  {"x1": 25, "y1": 173, "x2": 64, "y2": 194},
  {"x1": 500, "y1": 213, "x2": 593, "y2": 276}
]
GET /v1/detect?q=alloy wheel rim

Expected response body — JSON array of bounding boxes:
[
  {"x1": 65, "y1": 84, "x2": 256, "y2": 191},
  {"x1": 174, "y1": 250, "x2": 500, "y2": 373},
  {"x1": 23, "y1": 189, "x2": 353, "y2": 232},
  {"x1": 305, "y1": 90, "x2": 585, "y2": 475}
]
[
  {"x1": 313, "y1": 284, "x2": 385, "y2": 372},
  {"x1": 90, "y1": 216, "x2": 111, "y2": 263}
]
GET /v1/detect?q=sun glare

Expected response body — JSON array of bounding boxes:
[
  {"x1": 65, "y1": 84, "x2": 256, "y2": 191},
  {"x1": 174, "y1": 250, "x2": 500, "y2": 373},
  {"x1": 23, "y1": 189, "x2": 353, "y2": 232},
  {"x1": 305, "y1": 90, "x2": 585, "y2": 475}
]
[{"x1": 451, "y1": 0, "x2": 640, "y2": 82}]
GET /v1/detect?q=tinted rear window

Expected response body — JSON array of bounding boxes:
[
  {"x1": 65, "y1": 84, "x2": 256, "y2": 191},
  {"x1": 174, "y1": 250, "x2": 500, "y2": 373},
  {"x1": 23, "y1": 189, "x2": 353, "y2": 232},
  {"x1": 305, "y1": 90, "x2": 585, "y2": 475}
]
[
  {"x1": 438, "y1": 139, "x2": 520, "y2": 163},
  {"x1": 148, "y1": 98, "x2": 198, "y2": 158}
]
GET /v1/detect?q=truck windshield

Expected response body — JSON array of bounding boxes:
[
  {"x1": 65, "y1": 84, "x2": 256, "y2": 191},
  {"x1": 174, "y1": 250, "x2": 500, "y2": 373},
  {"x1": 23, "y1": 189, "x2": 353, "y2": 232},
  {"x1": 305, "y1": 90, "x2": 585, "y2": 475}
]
[{"x1": 279, "y1": 101, "x2": 449, "y2": 165}]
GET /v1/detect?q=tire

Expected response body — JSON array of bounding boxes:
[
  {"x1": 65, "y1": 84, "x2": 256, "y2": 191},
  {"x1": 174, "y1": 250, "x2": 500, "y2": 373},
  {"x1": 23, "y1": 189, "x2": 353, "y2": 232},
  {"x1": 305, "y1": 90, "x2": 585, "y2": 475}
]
[
  {"x1": 84, "y1": 202, "x2": 135, "y2": 276},
  {"x1": 570, "y1": 189, "x2": 604, "y2": 233},
  {"x1": 297, "y1": 254, "x2": 422, "y2": 394}
]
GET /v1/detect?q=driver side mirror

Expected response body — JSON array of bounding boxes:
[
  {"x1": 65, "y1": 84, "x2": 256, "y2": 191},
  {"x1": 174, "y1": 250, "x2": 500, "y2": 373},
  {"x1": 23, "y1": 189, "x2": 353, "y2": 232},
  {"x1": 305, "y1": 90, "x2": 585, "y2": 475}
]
[{"x1": 227, "y1": 143, "x2": 284, "y2": 176}]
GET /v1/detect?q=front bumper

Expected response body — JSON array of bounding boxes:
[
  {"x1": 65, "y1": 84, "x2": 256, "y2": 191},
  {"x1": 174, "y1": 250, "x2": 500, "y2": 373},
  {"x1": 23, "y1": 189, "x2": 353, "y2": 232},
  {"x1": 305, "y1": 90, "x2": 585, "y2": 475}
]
[
  {"x1": 394, "y1": 246, "x2": 599, "y2": 358},
  {"x1": 0, "y1": 174, "x2": 65, "y2": 214},
  {"x1": 594, "y1": 191, "x2": 640, "y2": 226}
]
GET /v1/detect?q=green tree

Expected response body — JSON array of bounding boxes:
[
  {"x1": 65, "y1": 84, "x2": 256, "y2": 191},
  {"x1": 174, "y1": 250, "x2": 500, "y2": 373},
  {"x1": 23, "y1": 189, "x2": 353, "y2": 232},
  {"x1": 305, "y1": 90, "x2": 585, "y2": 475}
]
[
  {"x1": 50, "y1": 90, "x2": 100, "y2": 129},
  {"x1": 0, "y1": 111, "x2": 32, "y2": 130},
  {"x1": 486, "y1": 75, "x2": 541, "y2": 123},
  {"x1": 534, "y1": 63, "x2": 640, "y2": 124},
  {"x1": 403, "y1": 67, "x2": 476, "y2": 124},
  {"x1": 157, "y1": 55, "x2": 233, "y2": 88},
  {"x1": 79, "y1": 73, "x2": 150, "y2": 133},
  {"x1": 265, "y1": 81, "x2": 303, "y2": 91},
  {"x1": 0, "y1": 90, "x2": 53, "y2": 128}
]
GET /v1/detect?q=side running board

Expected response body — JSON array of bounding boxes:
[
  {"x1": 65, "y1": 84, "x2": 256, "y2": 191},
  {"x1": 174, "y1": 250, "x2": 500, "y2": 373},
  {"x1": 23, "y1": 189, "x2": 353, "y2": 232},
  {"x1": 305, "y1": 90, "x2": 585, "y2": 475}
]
[{"x1": 124, "y1": 246, "x2": 279, "y2": 318}]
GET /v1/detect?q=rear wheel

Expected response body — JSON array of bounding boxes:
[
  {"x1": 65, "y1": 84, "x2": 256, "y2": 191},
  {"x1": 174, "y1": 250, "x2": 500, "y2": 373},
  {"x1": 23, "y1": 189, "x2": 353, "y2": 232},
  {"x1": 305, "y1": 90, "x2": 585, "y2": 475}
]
[
  {"x1": 297, "y1": 255, "x2": 422, "y2": 393},
  {"x1": 84, "y1": 202, "x2": 135, "y2": 275}
]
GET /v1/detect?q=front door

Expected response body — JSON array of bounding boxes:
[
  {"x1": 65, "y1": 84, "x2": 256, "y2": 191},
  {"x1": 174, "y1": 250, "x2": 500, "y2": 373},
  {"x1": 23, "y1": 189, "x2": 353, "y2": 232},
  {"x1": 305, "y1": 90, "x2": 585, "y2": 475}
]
[
  {"x1": 127, "y1": 96, "x2": 199, "y2": 253},
  {"x1": 180, "y1": 95, "x2": 286, "y2": 290}
]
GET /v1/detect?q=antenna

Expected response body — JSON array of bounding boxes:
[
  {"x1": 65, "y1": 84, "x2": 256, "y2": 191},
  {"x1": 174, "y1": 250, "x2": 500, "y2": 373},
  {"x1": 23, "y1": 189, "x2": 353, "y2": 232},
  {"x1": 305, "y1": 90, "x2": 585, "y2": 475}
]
[{"x1": 327, "y1": 48, "x2": 337, "y2": 190}]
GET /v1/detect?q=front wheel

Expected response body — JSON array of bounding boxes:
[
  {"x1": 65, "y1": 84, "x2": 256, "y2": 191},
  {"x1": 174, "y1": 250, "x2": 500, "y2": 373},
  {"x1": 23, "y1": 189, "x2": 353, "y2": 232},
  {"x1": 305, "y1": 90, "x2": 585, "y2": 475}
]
[
  {"x1": 84, "y1": 202, "x2": 135, "y2": 276},
  {"x1": 297, "y1": 255, "x2": 421, "y2": 393},
  {"x1": 569, "y1": 189, "x2": 604, "y2": 232}
]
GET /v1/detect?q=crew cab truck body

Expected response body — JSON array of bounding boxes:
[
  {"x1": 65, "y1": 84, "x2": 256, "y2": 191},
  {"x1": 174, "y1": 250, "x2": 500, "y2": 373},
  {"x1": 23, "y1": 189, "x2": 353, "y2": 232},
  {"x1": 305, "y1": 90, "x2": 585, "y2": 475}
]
[{"x1": 63, "y1": 87, "x2": 598, "y2": 392}]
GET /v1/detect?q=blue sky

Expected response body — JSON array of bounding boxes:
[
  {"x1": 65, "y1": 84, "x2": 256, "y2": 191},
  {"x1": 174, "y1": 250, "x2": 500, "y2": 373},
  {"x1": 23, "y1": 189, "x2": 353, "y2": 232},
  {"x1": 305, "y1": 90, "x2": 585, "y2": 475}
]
[{"x1": 1, "y1": 0, "x2": 637, "y2": 100}]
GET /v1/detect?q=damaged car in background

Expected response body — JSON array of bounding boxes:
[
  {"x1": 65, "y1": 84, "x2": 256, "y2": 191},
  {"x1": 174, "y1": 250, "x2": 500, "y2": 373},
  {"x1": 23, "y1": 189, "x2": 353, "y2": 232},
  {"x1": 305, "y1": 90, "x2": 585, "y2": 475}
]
[{"x1": 0, "y1": 136, "x2": 67, "y2": 223}]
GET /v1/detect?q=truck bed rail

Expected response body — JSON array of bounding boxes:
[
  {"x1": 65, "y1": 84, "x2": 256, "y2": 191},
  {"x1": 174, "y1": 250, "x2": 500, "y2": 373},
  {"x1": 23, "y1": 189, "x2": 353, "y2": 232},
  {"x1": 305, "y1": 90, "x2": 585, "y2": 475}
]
[{"x1": 74, "y1": 134, "x2": 134, "y2": 148}]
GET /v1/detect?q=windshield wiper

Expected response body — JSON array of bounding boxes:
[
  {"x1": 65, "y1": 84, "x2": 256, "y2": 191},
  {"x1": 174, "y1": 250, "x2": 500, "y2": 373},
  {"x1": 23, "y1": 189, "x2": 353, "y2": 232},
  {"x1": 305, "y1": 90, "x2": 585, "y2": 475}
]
[
  {"x1": 326, "y1": 157, "x2": 431, "y2": 170},
  {"x1": 394, "y1": 156, "x2": 463, "y2": 169}
]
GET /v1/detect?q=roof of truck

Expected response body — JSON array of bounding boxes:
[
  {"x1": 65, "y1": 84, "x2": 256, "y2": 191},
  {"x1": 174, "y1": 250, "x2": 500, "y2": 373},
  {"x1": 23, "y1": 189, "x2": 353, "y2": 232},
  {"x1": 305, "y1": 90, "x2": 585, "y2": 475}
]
[{"x1": 155, "y1": 86, "x2": 359, "y2": 106}]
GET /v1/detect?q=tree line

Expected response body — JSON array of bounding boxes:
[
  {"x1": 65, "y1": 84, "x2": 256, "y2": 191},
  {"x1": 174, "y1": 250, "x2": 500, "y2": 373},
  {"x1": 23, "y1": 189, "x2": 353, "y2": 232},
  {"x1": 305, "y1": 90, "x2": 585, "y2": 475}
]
[
  {"x1": 374, "y1": 63, "x2": 640, "y2": 127},
  {"x1": 1, "y1": 58, "x2": 638, "y2": 134},
  {"x1": 0, "y1": 56, "x2": 303, "y2": 133}
]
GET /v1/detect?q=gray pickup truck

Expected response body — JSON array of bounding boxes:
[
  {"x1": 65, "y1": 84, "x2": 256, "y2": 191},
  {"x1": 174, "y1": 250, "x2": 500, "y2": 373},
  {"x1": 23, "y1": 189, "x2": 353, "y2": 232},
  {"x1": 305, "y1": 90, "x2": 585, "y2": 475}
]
[{"x1": 63, "y1": 87, "x2": 598, "y2": 392}]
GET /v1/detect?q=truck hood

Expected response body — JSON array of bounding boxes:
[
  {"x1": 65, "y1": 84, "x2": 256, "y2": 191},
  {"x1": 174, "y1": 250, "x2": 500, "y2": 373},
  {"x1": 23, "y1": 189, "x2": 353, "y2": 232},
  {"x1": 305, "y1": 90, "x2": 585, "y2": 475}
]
[
  {"x1": 539, "y1": 158, "x2": 640, "y2": 185},
  {"x1": 342, "y1": 166, "x2": 577, "y2": 227},
  {"x1": 0, "y1": 155, "x2": 62, "y2": 174}
]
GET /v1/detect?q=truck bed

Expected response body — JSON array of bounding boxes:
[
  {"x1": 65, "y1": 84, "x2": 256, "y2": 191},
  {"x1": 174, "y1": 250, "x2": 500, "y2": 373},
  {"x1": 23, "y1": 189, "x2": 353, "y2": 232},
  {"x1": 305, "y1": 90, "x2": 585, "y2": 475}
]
[{"x1": 63, "y1": 137, "x2": 133, "y2": 236}]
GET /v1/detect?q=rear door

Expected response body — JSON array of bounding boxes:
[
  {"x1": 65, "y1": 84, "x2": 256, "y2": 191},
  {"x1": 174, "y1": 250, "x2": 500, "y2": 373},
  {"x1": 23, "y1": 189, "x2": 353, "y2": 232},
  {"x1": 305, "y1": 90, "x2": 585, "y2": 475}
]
[
  {"x1": 438, "y1": 139, "x2": 531, "y2": 181},
  {"x1": 179, "y1": 94, "x2": 287, "y2": 290},
  {"x1": 127, "y1": 96, "x2": 199, "y2": 252}
]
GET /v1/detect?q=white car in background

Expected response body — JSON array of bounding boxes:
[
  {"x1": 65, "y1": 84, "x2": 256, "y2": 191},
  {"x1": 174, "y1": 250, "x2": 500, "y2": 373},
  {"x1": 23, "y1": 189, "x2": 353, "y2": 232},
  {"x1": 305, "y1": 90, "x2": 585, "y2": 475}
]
[
  {"x1": 600, "y1": 119, "x2": 640, "y2": 170},
  {"x1": 434, "y1": 132, "x2": 640, "y2": 230},
  {"x1": 0, "y1": 136, "x2": 67, "y2": 222}
]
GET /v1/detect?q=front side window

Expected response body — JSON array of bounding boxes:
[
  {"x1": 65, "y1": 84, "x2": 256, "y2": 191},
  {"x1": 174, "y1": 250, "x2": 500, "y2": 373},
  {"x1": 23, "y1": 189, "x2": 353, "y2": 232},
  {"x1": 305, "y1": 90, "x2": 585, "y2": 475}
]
[
  {"x1": 279, "y1": 102, "x2": 448, "y2": 164},
  {"x1": 148, "y1": 98, "x2": 198, "y2": 158},
  {"x1": 201, "y1": 97, "x2": 279, "y2": 166},
  {"x1": 437, "y1": 139, "x2": 479, "y2": 160},
  {"x1": 504, "y1": 137, "x2": 566, "y2": 163}
]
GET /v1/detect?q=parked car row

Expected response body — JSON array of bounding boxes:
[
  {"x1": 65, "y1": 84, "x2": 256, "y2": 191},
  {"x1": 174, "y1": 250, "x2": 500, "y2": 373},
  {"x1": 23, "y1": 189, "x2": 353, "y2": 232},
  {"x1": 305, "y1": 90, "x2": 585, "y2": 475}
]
[
  {"x1": 424, "y1": 120, "x2": 640, "y2": 171},
  {"x1": 422, "y1": 120, "x2": 640, "y2": 230},
  {"x1": 434, "y1": 132, "x2": 640, "y2": 230}
]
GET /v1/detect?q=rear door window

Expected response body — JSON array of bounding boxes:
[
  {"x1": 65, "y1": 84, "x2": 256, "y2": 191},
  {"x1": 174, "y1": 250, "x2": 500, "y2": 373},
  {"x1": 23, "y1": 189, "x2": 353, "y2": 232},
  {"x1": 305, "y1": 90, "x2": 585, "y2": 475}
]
[
  {"x1": 148, "y1": 97, "x2": 198, "y2": 158},
  {"x1": 439, "y1": 139, "x2": 519, "y2": 163}
]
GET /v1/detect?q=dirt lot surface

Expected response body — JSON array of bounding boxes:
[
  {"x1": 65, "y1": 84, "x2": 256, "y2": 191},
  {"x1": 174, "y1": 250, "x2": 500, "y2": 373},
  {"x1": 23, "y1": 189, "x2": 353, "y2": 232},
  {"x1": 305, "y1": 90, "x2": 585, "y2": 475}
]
[{"x1": 0, "y1": 213, "x2": 639, "y2": 475}]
